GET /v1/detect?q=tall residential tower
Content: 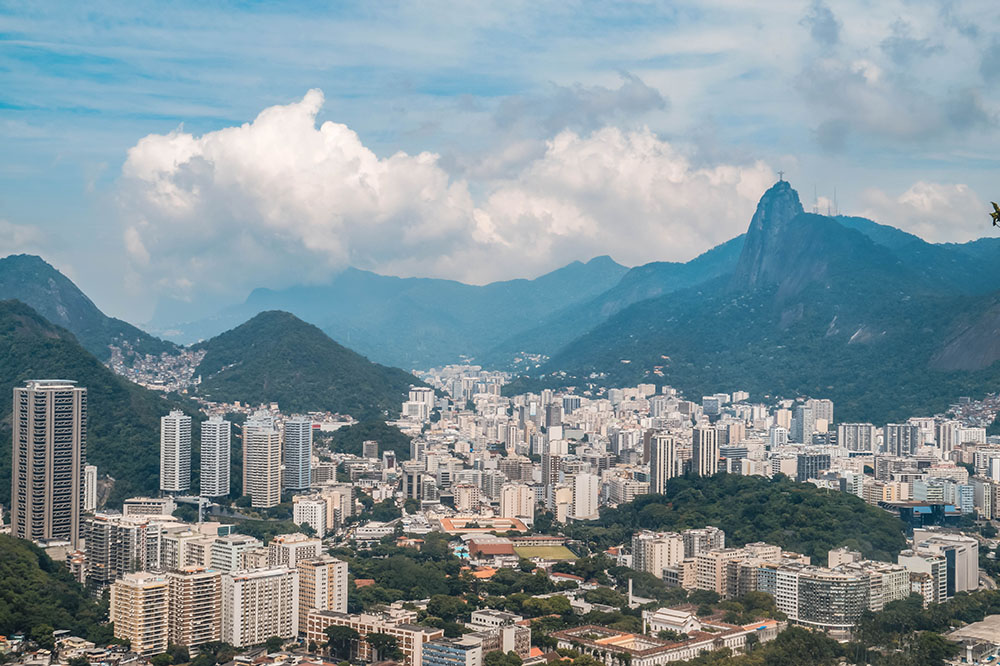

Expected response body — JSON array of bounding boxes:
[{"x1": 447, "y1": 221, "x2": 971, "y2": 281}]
[{"x1": 11, "y1": 380, "x2": 87, "y2": 545}]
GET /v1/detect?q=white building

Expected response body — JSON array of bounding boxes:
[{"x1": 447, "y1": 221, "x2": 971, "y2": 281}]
[
  {"x1": 293, "y1": 496, "x2": 328, "y2": 537},
  {"x1": 84, "y1": 464, "x2": 98, "y2": 512},
  {"x1": 632, "y1": 531, "x2": 685, "y2": 579},
  {"x1": 572, "y1": 473, "x2": 600, "y2": 520},
  {"x1": 211, "y1": 534, "x2": 263, "y2": 573},
  {"x1": 160, "y1": 410, "x2": 192, "y2": 493},
  {"x1": 222, "y1": 567, "x2": 299, "y2": 647},
  {"x1": 201, "y1": 416, "x2": 231, "y2": 498}
]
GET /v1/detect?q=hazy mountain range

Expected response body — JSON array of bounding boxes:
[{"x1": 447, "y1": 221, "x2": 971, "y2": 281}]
[{"x1": 4, "y1": 179, "x2": 1000, "y2": 422}]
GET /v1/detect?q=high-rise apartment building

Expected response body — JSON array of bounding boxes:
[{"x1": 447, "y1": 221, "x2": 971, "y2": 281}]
[
  {"x1": 884, "y1": 423, "x2": 920, "y2": 457},
  {"x1": 499, "y1": 484, "x2": 535, "y2": 522},
  {"x1": 297, "y1": 555, "x2": 348, "y2": 631},
  {"x1": 110, "y1": 572, "x2": 170, "y2": 657},
  {"x1": 211, "y1": 534, "x2": 263, "y2": 573},
  {"x1": 362, "y1": 440, "x2": 379, "y2": 459},
  {"x1": 12, "y1": 380, "x2": 87, "y2": 545},
  {"x1": 243, "y1": 425, "x2": 281, "y2": 508},
  {"x1": 167, "y1": 567, "x2": 222, "y2": 649},
  {"x1": 283, "y1": 417, "x2": 313, "y2": 492},
  {"x1": 632, "y1": 531, "x2": 684, "y2": 579},
  {"x1": 83, "y1": 512, "x2": 164, "y2": 591},
  {"x1": 572, "y1": 473, "x2": 600, "y2": 520},
  {"x1": 790, "y1": 405, "x2": 815, "y2": 444},
  {"x1": 293, "y1": 496, "x2": 328, "y2": 537},
  {"x1": 838, "y1": 423, "x2": 875, "y2": 452},
  {"x1": 649, "y1": 433, "x2": 677, "y2": 494},
  {"x1": 84, "y1": 464, "x2": 98, "y2": 512},
  {"x1": 796, "y1": 454, "x2": 831, "y2": 482},
  {"x1": 683, "y1": 527, "x2": 726, "y2": 558},
  {"x1": 692, "y1": 426, "x2": 719, "y2": 477},
  {"x1": 222, "y1": 567, "x2": 299, "y2": 647},
  {"x1": 160, "y1": 410, "x2": 192, "y2": 493},
  {"x1": 201, "y1": 416, "x2": 231, "y2": 498}
]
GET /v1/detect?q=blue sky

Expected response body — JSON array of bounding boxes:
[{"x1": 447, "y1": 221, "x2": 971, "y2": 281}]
[{"x1": 2, "y1": 1, "x2": 999, "y2": 324}]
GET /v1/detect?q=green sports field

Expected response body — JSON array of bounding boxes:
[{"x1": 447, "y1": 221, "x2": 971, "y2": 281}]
[{"x1": 513, "y1": 545, "x2": 577, "y2": 560}]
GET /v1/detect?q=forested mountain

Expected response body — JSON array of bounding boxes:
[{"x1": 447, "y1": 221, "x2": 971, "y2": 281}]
[
  {"x1": 484, "y1": 235, "x2": 746, "y2": 362},
  {"x1": 0, "y1": 299, "x2": 195, "y2": 506},
  {"x1": 0, "y1": 254, "x2": 176, "y2": 361},
  {"x1": 511, "y1": 181, "x2": 1000, "y2": 422},
  {"x1": 0, "y1": 534, "x2": 111, "y2": 642},
  {"x1": 192, "y1": 310, "x2": 424, "y2": 418},
  {"x1": 155, "y1": 256, "x2": 630, "y2": 368},
  {"x1": 565, "y1": 474, "x2": 908, "y2": 562}
]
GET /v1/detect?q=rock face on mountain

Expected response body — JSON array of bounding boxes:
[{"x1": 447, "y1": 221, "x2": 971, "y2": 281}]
[{"x1": 731, "y1": 180, "x2": 805, "y2": 292}]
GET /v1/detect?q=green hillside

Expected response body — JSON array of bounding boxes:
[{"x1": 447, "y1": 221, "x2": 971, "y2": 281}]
[
  {"x1": 0, "y1": 254, "x2": 176, "y2": 361},
  {"x1": 511, "y1": 182, "x2": 1000, "y2": 423},
  {"x1": 0, "y1": 534, "x2": 110, "y2": 643},
  {"x1": 193, "y1": 310, "x2": 424, "y2": 418},
  {"x1": 566, "y1": 474, "x2": 908, "y2": 563},
  {"x1": 0, "y1": 299, "x2": 196, "y2": 507}
]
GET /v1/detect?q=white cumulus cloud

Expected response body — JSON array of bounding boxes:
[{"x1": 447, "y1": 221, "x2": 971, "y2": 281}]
[
  {"x1": 119, "y1": 89, "x2": 774, "y2": 302},
  {"x1": 0, "y1": 220, "x2": 45, "y2": 253},
  {"x1": 859, "y1": 181, "x2": 986, "y2": 243}
]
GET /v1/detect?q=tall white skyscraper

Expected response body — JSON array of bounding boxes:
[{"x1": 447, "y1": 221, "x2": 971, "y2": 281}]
[
  {"x1": 160, "y1": 410, "x2": 191, "y2": 493},
  {"x1": 283, "y1": 417, "x2": 312, "y2": 492},
  {"x1": 572, "y1": 473, "x2": 600, "y2": 520},
  {"x1": 201, "y1": 416, "x2": 231, "y2": 497},
  {"x1": 649, "y1": 432, "x2": 677, "y2": 494},
  {"x1": 12, "y1": 380, "x2": 87, "y2": 545},
  {"x1": 692, "y1": 426, "x2": 719, "y2": 477},
  {"x1": 243, "y1": 426, "x2": 281, "y2": 508},
  {"x1": 84, "y1": 464, "x2": 98, "y2": 512}
]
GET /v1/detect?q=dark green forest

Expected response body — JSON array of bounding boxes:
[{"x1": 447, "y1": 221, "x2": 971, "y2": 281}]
[
  {"x1": 0, "y1": 535, "x2": 111, "y2": 645},
  {"x1": 564, "y1": 474, "x2": 908, "y2": 562},
  {"x1": 193, "y1": 311, "x2": 423, "y2": 419}
]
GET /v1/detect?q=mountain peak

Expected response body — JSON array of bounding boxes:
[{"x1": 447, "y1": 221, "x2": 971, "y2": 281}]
[{"x1": 731, "y1": 181, "x2": 805, "y2": 290}]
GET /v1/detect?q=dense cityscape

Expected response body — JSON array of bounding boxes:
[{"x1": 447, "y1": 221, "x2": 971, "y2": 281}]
[
  {"x1": 5, "y1": 3, "x2": 1000, "y2": 666},
  {"x1": 7, "y1": 359, "x2": 1000, "y2": 666}
]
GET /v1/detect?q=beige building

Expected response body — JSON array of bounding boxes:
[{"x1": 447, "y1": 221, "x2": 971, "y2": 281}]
[
  {"x1": 222, "y1": 567, "x2": 299, "y2": 647},
  {"x1": 243, "y1": 426, "x2": 282, "y2": 508},
  {"x1": 304, "y1": 610, "x2": 443, "y2": 666},
  {"x1": 110, "y1": 572, "x2": 169, "y2": 657},
  {"x1": 696, "y1": 548, "x2": 750, "y2": 596},
  {"x1": 454, "y1": 484, "x2": 482, "y2": 512},
  {"x1": 268, "y1": 533, "x2": 322, "y2": 568},
  {"x1": 632, "y1": 531, "x2": 684, "y2": 579},
  {"x1": 167, "y1": 567, "x2": 222, "y2": 649},
  {"x1": 499, "y1": 484, "x2": 534, "y2": 522},
  {"x1": 297, "y1": 555, "x2": 349, "y2": 631},
  {"x1": 11, "y1": 380, "x2": 87, "y2": 546}
]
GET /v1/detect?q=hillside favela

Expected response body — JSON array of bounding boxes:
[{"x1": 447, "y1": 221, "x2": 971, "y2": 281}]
[{"x1": 4, "y1": 4, "x2": 1000, "y2": 666}]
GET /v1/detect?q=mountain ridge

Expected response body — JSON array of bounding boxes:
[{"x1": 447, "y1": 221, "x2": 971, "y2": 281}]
[
  {"x1": 508, "y1": 181, "x2": 1000, "y2": 422},
  {"x1": 192, "y1": 310, "x2": 425, "y2": 418},
  {"x1": 0, "y1": 254, "x2": 176, "y2": 361}
]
